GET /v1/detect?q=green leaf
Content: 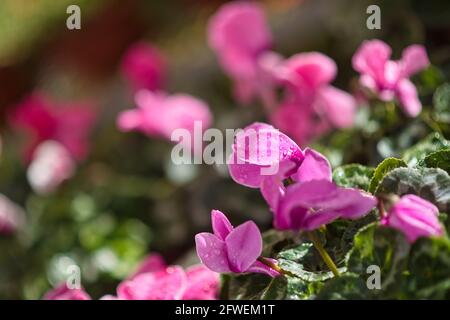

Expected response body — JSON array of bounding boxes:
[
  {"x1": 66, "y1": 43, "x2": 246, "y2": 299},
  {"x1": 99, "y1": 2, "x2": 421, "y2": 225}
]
[
  {"x1": 261, "y1": 229, "x2": 293, "y2": 257},
  {"x1": 369, "y1": 158, "x2": 407, "y2": 194},
  {"x1": 279, "y1": 259, "x2": 344, "y2": 282},
  {"x1": 420, "y1": 149, "x2": 450, "y2": 174},
  {"x1": 260, "y1": 276, "x2": 287, "y2": 300},
  {"x1": 433, "y1": 83, "x2": 450, "y2": 116},
  {"x1": 376, "y1": 167, "x2": 450, "y2": 212},
  {"x1": 221, "y1": 274, "x2": 273, "y2": 300},
  {"x1": 405, "y1": 237, "x2": 450, "y2": 299},
  {"x1": 346, "y1": 224, "x2": 410, "y2": 293},
  {"x1": 402, "y1": 133, "x2": 450, "y2": 166},
  {"x1": 332, "y1": 164, "x2": 374, "y2": 190},
  {"x1": 315, "y1": 273, "x2": 370, "y2": 299},
  {"x1": 278, "y1": 243, "x2": 312, "y2": 261}
]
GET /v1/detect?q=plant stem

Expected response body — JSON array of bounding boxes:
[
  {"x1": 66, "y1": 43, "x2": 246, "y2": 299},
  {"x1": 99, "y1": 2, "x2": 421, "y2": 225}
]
[{"x1": 307, "y1": 230, "x2": 340, "y2": 277}]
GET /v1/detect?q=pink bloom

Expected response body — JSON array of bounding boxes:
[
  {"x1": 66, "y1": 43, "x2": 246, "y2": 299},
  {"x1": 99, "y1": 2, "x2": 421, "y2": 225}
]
[
  {"x1": 272, "y1": 53, "x2": 356, "y2": 145},
  {"x1": 120, "y1": 41, "x2": 166, "y2": 92},
  {"x1": 9, "y1": 92, "x2": 96, "y2": 162},
  {"x1": 0, "y1": 194, "x2": 25, "y2": 235},
  {"x1": 208, "y1": 1, "x2": 277, "y2": 105},
  {"x1": 105, "y1": 254, "x2": 219, "y2": 300},
  {"x1": 26, "y1": 141, "x2": 75, "y2": 195},
  {"x1": 228, "y1": 122, "x2": 304, "y2": 188},
  {"x1": 117, "y1": 90, "x2": 212, "y2": 144},
  {"x1": 43, "y1": 283, "x2": 91, "y2": 300},
  {"x1": 381, "y1": 194, "x2": 443, "y2": 243},
  {"x1": 352, "y1": 39, "x2": 429, "y2": 117},
  {"x1": 195, "y1": 210, "x2": 279, "y2": 277},
  {"x1": 276, "y1": 180, "x2": 377, "y2": 231}
]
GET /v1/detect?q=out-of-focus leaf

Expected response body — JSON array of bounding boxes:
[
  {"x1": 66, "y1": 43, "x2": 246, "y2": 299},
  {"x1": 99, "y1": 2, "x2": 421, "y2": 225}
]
[
  {"x1": 315, "y1": 273, "x2": 369, "y2": 299},
  {"x1": 402, "y1": 133, "x2": 450, "y2": 166},
  {"x1": 420, "y1": 149, "x2": 450, "y2": 174},
  {"x1": 369, "y1": 158, "x2": 407, "y2": 194},
  {"x1": 332, "y1": 164, "x2": 374, "y2": 191},
  {"x1": 376, "y1": 167, "x2": 450, "y2": 212}
]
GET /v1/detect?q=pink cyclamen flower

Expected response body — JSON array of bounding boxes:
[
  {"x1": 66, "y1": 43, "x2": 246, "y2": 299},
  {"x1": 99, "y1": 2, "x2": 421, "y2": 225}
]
[
  {"x1": 272, "y1": 52, "x2": 356, "y2": 145},
  {"x1": 117, "y1": 90, "x2": 212, "y2": 144},
  {"x1": 27, "y1": 141, "x2": 76, "y2": 195},
  {"x1": 381, "y1": 194, "x2": 443, "y2": 243},
  {"x1": 43, "y1": 283, "x2": 91, "y2": 300},
  {"x1": 104, "y1": 254, "x2": 219, "y2": 300},
  {"x1": 0, "y1": 194, "x2": 25, "y2": 235},
  {"x1": 120, "y1": 41, "x2": 166, "y2": 92},
  {"x1": 352, "y1": 39, "x2": 430, "y2": 117},
  {"x1": 208, "y1": 1, "x2": 278, "y2": 105},
  {"x1": 228, "y1": 122, "x2": 304, "y2": 188},
  {"x1": 276, "y1": 180, "x2": 377, "y2": 231},
  {"x1": 195, "y1": 210, "x2": 280, "y2": 277},
  {"x1": 9, "y1": 92, "x2": 96, "y2": 162}
]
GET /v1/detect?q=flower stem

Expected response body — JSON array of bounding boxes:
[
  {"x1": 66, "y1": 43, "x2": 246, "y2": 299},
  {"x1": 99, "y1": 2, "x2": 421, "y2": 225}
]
[
  {"x1": 307, "y1": 230, "x2": 340, "y2": 277},
  {"x1": 257, "y1": 257, "x2": 294, "y2": 277}
]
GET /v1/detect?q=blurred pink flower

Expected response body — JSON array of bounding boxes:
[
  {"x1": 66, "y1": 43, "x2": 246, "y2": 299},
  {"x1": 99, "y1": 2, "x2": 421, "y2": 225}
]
[
  {"x1": 272, "y1": 52, "x2": 356, "y2": 145},
  {"x1": 0, "y1": 194, "x2": 25, "y2": 235},
  {"x1": 117, "y1": 90, "x2": 212, "y2": 143},
  {"x1": 120, "y1": 41, "x2": 166, "y2": 92},
  {"x1": 352, "y1": 39, "x2": 429, "y2": 117},
  {"x1": 9, "y1": 92, "x2": 96, "y2": 162},
  {"x1": 208, "y1": 1, "x2": 278, "y2": 105},
  {"x1": 104, "y1": 254, "x2": 219, "y2": 300},
  {"x1": 43, "y1": 283, "x2": 91, "y2": 300},
  {"x1": 27, "y1": 141, "x2": 75, "y2": 195},
  {"x1": 195, "y1": 210, "x2": 280, "y2": 277},
  {"x1": 381, "y1": 194, "x2": 443, "y2": 243}
]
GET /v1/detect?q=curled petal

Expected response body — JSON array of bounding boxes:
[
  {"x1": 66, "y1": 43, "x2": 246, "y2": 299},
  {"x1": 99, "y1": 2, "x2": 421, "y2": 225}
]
[
  {"x1": 315, "y1": 86, "x2": 356, "y2": 128},
  {"x1": 225, "y1": 221, "x2": 262, "y2": 273},
  {"x1": 396, "y1": 79, "x2": 422, "y2": 117},
  {"x1": 292, "y1": 148, "x2": 332, "y2": 183},
  {"x1": 400, "y1": 44, "x2": 430, "y2": 78},
  {"x1": 352, "y1": 39, "x2": 391, "y2": 83},
  {"x1": 211, "y1": 209, "x2": 234, "y2": 240},
  {"x1": 195, "y1": 233, "x2": 231, "y2": 273},
  {"x1": 43, "y1": 283, "x2": 91, "y2": 300},
  {"x1": 247, "y1": 259, "x2": 280, "y2": 277}
]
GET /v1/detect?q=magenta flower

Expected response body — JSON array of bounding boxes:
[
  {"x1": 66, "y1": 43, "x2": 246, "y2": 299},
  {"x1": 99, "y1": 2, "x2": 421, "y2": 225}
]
[
  {"x1": 352, "y1": 39, "x2": 429, "y2": 117},
  {"x1": 195, "y1": 210, "x2": 279, "y2": 277},
  {"x1": 228, "y1": 122, "x2": 304, "y2": 188},
  {"x1": 381, "y1": 194, "x2": 444, "y2": 243},
  {"x1": 276, "y1": 180, "x2": 377, "y2": 231},
  {"x1": 272, "y1": 52, "x2": 356, "y2": 145},
  {"x1": 43, "y1": 283, "x2": 91, "y2": 300},
  {"x1": 117, "y1": 90, "x2": 212, "y2": 143},
  {"x1": 9, "y1": 92, "x2": 96, "y2": 162},
  {"x1": 26, "y1": 141, "x2": 75, "y2": 195},
  {"x1": 0, "y1": 194, "x2": 25, "y2": 235},
  {"x1": 120, "y1": 41, "x2": 166, "y2": 92},
  {"x1": 208, "y1": 1, "x2": 277, "y2": 105},
  {"x1": 104, "y1": 254, "x2": 219, "y2": 300}
]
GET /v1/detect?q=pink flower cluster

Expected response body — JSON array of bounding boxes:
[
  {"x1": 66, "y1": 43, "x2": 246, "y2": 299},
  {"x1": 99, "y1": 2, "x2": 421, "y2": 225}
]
[
  {"x1": 208, "y1": 2, "x2": 430, "y2": 144},
  {"x1": 44, "y1": 253, "x2": 219, "y2": 300},
  {"x1": 9, "y1": 92, "x2": 96, "y2": 194},
  {"x1": 117, "y1": 42, "x2": 212, "y2": 145}
]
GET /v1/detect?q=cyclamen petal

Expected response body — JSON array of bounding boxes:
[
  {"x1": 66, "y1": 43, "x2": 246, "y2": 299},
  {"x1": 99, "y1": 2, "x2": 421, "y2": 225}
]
[
  {"x1": 0, "y1": 195, "x2": 25, "y2": 235},
  {"x1": 129, "y1": 253, "x2": 166, "y2": 279},
  {"x1": 212, "y1": 209, "x2": 233, "y2": 240},
  {"x1": 195, "y1": 232, "x2": 231, "y2": 273},
  {"x1": 316, "y1": 86, "x2": 356, "y2": 128},
  {"x1": 400, "y1": 45, "x2": 430, "y2": 78},
  {"x1": 43, "y1": 283, "x2": 91, "y2": 300},
  {"x1": 225, "y1": 221, "x2": 262, "y2": 273},
  {"x1": 182, "y1": 265, "x2": 219, "y2": 300},
  {"x1": 352, "y1": 39, "x2": 391, "y2": 83},
  {"x1": 292, "y1": 148, "x2": 332, "y2": 183},
  {"x1": 228, "y1": 122, "x2": 303, "y2": 188},
  {"x1": 381, "y1": 194, "x2": 443, "y2": 243},
  {"x1": 278, "y1": 180, "x2": 377, "y2": 231},
  {"x1": 396, "y1": 79, "x2": 422, "y2": 117}
]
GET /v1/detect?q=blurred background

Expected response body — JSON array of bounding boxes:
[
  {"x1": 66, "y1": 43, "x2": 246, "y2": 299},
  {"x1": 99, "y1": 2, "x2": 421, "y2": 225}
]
[{"x1": 0, "y1": 0, "x2": 449, "y2": 299}]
